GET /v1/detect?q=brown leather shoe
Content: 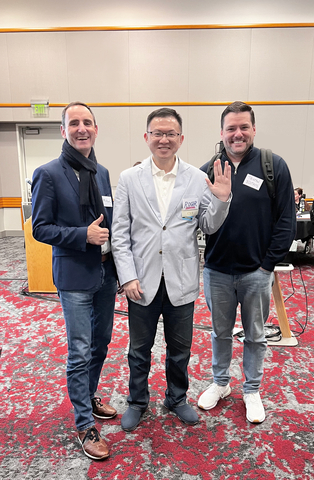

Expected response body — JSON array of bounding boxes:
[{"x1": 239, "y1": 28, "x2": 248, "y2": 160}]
[
  {"x1": 78, "y1": 426, "x2": 109, "y2": 460},
  {"x1": 91, "y1": 396, "x2": 117, "y2": 420}
]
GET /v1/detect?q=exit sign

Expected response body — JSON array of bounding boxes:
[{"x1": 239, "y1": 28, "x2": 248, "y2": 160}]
[{"x1": 31, "y1": 100, "x2": 49, "y2": 117}]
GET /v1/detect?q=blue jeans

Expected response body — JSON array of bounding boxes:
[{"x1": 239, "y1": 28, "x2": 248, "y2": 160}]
[
  {"x1": 59, "y1": 259, "x2": 117, "y2": 431},
  {"x1": 127, "y1": 277, "x2": 194, "y2": 410},
  {"x1": 203, "y1": 267, "x2": 273, "y2": 394}
]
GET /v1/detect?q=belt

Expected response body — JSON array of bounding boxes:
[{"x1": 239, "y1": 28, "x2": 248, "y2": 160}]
[{"x1": 101, "y1": 253, "x2": 111, "y2": 263}]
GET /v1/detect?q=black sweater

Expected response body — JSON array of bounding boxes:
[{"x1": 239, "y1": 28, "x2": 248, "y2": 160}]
[{"x1": 201, "y1": 146, "x2": 296, "y2": 274}]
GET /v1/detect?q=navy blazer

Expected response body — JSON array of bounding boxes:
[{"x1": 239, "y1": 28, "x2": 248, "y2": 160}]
[{"x1": 32, "y1": 154, "x2": 114, "y2": 291}]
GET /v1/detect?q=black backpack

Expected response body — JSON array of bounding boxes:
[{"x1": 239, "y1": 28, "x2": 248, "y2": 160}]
[
  {"x1": 310, "y1": 199, "x2": 314, "y2": 224},
  {"x1": 206, "y1": 147, "x2": 275, "y2": 201}
]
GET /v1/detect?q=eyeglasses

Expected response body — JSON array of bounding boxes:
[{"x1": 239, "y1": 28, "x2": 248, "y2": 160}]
[{"x1": 147, "y1": 130, "x2": 181, "y2": 139}]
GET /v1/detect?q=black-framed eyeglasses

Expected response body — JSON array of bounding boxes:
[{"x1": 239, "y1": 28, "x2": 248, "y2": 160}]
[{"x1": 147, "y1": 131, "x2": 181, "y2": 139}]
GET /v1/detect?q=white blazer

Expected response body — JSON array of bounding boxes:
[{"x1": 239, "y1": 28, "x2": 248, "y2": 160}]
[{"x1": 111, "y1": 156, "x2": 230, "y2": 306}]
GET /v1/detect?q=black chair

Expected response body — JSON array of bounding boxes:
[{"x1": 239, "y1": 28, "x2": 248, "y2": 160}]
[{"x1": 303, "y1": 202, "x2": 314, "y2": 253}]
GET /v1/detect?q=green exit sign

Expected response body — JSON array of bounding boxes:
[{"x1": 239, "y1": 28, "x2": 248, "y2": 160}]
[{"x1": 31, "y1": 101, "x2": 49, "y2": 117}]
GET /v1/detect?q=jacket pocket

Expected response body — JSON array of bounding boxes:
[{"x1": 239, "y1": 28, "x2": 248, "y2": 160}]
[{"x1": 181, "y1": 255, "x2": 199, "y2": 296}]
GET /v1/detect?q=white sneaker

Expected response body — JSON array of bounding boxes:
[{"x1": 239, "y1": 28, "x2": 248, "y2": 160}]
[
  {"x1": 243, "y1": 392, "x2": 265, "y2": 423},
  {"x1": 198, "y1": 383, "x2": 231, "y2": 410}
]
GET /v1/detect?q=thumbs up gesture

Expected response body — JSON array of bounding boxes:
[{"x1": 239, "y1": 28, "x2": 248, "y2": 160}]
[{"x1": 87, "y1": 214, "x2": 109, "y2": 245}]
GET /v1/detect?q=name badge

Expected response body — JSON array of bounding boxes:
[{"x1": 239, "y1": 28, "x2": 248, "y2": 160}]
[
  {"x1": 243, "y1": 174, "x2": 263, "y2": 191},
  {"x1": 182, "y1": 197, "x2": 199, "y2": 220},
  {"x1": 102, "y1": 196, "x2": 113, "y2": 207}
]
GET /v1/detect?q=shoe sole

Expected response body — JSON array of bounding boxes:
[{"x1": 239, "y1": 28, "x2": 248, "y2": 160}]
[
  {"x1": 78, "y1": 438, "x2": 110, "y2": 460},
  {"x1": 245, "y1": 412, "x2": 266, "y2": 424},
  {"x1": 247, "y1": 417, "x2": 265, "y2": 423},
  {"x1": 178, "y1": 417, "x2": 199, "y2": 426},
  {"x1": 198, "y1": 385, "x2": 231, "y2": 410},
  {"x1": 92, "y1": 412, "x2": 117, "y2": 420},
  {"x1": 121, "y1": 422, "x2": 140, "y2": 432}
]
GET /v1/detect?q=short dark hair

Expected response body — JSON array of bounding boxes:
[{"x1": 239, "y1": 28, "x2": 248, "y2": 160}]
[
  {"x1": 61, "y1": 101, "x2": 97, "y2": 127},
  {"x1": 146, "y1": 108, "x2": 182, "y2": 132},
  {"x1": 221, "y1": 101, "x2": 255, "y2": 129}
]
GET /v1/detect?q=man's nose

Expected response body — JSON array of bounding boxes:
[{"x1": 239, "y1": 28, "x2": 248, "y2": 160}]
[
  {"x1": 159, "y1": 133, "x2": 169, "y2": 142},
  {"x1": 234, "y1": 128, "x2": 243, "y2": 137},
  {"x1": 78, "y1": 122, "x2": 87, "y2": 132}
]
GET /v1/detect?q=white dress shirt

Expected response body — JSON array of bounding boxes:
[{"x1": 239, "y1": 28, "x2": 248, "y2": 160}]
[{"x1": 151, "y1": 156, "x2": 178, "y2": 222}]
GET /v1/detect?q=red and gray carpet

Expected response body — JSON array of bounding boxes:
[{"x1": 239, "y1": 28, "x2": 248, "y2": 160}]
[{"x1": 0, "y1": 237, "x2": 313, "y2": 479}]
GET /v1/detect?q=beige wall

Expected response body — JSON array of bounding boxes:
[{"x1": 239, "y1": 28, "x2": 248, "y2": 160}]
[
  {"x1": 1, "y1": 28, "x2": 314, "y2": 188},
  {"x1": 1, "y1": 0, "x2": 314, "y2": 234},
  {"x1": 0, "y1": 125, "x2": 20, "y2": 197},
  {"x1": 0, "y1": 125, "x2": 22, "y2": 235},
  {"x1": 1, "y1": 0, "x2": 314, "y2": 28},
  {"x1": 2, "y1": 27, "x2": 314, "y2": 107}
]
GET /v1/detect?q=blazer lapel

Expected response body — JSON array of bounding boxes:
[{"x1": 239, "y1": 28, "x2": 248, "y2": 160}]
[
  {"x1": 139, "y1": 158, "x2": 163, "y2": 225},
  {"x1": 164, "y1": 159, "x2": 191, "y2": 224},
  {"x1": 61, "y1": 156, "x2": 80, "y2": 197}
]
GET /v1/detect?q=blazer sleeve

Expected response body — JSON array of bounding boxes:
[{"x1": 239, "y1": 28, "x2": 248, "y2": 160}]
[
  {"x1": 32, "y1": 164, "x2": 88, "y2": 251},
  {"x1": 198, "y1": 176, "x2": 231, "y2": 235},
  {"x1": 111, "y1": 172, "x2": 138, "y2": 286}
]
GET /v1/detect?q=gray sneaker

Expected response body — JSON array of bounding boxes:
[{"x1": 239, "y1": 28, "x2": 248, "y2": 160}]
[
  {"x1": 121, "y1": 406, "x2": 145, "y2": 432},
  {"x1": 198, "y1": 383, "x2": 231, "y2": 410},
  {"x1": 164, "y1": 400, "x2": 199, "y2": 425}
]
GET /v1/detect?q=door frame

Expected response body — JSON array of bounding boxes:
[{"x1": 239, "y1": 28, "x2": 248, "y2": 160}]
[{"x1": 16, "y1": 122, "x2": 61, "y2": 204}]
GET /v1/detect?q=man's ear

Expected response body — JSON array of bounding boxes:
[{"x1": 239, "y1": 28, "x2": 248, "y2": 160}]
[{"x1": 60, "y1": 125, "x2": 66, "y2": 139}]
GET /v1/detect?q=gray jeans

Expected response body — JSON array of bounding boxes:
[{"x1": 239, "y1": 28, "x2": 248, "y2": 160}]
[{"x1": 203, "y1": 266, "x2": 273, "y2": 393}]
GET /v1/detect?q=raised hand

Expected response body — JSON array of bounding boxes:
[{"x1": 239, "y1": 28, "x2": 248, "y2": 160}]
[{"x1": 205, "y1": 159, "x2": 231, "y2": 202}]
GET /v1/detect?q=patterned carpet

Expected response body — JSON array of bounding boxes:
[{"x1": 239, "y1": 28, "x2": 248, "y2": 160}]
[{"x1": 0, "y1": 237, "x2": 313, "y2": 480}]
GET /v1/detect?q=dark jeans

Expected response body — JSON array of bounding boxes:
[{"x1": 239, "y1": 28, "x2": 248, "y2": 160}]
[
  {"x1": 59, "y1": 259, "x2": 117, "y2": 431},
  {"x1": 127, "y1": 276, "x2": 194, "y2": 410}
]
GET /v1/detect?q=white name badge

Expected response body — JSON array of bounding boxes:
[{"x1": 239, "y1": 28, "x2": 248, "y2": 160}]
[
  {"x1": 182, "y1": 197, "x2": 199, "y2": 219},
  {"x1": 243, "y1": 174, "x2": 263, "y2": 191},
  {"x1": 102, "y1": 196, "x2": 113, "y2": 207}
]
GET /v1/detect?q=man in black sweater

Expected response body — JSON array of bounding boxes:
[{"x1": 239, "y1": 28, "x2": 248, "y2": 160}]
[{"x1": 198, "y1": 101, "x2": 296, "y2": 423}]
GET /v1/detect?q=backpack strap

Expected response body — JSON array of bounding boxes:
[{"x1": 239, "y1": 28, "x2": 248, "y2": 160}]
[
  {"x1": 260, "y1": 148, "x2": 275, "y2": 200},
  {"x1": 261, "y1": 148, "x2": 277, "y2": 223},
  {"x1": 206, "y1": 152, "x2": 223, "y2": 183}
]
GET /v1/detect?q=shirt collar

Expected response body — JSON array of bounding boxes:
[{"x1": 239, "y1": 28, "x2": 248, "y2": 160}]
[{"x1": 151, "y1": 155, "x2": 179, "y2": 176}]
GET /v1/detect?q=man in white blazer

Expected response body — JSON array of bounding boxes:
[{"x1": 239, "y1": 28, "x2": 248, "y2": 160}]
[{"x1": 111, "y1": 108, "x2": 231, "y2": 431}]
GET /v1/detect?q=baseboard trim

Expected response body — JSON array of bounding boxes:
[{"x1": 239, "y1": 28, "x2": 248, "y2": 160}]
[{"x1": 0, "y1": 230, "x2": 24, "y2": 238}]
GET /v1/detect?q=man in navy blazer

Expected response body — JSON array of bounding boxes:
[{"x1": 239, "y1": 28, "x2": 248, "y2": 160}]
[
  {"x1": 112, "y1": 108, "x2": 232, "y2": 432},
  {"x1": 32, "y1": 102, "x2": 117, "y2": 461}
]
